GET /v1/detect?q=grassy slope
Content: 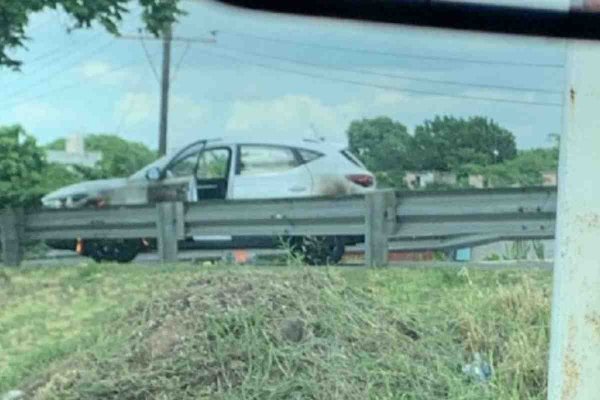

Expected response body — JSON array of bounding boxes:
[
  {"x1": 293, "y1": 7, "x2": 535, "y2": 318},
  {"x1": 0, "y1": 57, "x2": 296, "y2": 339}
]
[
  {"x1": 0, "y1": 264, "x2": 552, "y2": 399},
  {"x1": 0, "y1": 264, "x2": 202, "y2": 392}
]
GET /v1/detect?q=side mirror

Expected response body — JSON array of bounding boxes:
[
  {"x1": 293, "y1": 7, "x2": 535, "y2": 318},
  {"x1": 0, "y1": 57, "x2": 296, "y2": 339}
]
[{"x1": 145, "y1": 167, "x2": 162, "y2": 182}]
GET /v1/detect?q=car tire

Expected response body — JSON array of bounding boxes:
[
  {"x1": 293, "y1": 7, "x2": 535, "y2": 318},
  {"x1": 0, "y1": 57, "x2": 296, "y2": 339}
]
[
  {"x1": 84, "y1": 240, "x2": 141, "y2": 263},
  {"x1": 293, "y1": 236, "x2": 346, "y2": 266}
]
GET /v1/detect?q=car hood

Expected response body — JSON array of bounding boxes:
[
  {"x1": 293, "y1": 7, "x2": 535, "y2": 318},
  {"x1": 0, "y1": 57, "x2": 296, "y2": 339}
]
[{"x1": 42, "y1": 178, "x2": 130, "y2": 203}]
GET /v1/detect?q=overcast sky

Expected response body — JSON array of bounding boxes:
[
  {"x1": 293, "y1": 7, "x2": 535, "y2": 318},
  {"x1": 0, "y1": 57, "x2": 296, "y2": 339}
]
[{"x1": 0, "y1": 0, "x2": 568, "y2": 151}]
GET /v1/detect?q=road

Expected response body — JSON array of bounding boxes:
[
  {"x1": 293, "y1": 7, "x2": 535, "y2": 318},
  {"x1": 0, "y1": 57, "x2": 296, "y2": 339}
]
[{"x1": 20, "y1": 248, "x2": 553, "y2": 270}]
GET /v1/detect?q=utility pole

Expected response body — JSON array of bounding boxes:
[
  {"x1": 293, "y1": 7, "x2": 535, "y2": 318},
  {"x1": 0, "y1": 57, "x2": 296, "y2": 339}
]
[
  {"x1": 117, "y1": 32, "x2": 214, "y2": 155},
  {"x1": 158, "y1": 25, "x2": 172, "y2": 157}
]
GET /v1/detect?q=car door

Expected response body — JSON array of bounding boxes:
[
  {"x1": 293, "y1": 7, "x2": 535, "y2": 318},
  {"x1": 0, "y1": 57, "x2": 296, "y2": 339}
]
[
  {"x1": 231, "y1": 144, "x2": 314, "y2": 199},
  {"x1": 160, "y1": 142, "x2": 205, "y2": 202},
  {"x1": 162, "y1": 145, "x2": 234, "y2": 243},
  {"x1": 194, "y1": 147, "x2": 232, "y2": 200},
  {"x1": 160, "y1": 144, "x2": 234, "y2": 202}
]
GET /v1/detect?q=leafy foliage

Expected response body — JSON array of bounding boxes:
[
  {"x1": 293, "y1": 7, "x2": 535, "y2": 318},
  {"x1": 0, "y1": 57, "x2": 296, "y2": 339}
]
[
  {"x1": 0, "y1": 0, "x2": 184, "y2": 70},
  {"x1": 347, "y1": 115, "x2": 556, "y2": 190},
  {"x1": 0, "y1": 125, "x2": 47, "y2": 207},
  {"x1": 347, "y1": 117, "x2": 415, "y2": 187},
  {"x1": 0, "y1": 128, "x2": 157, "y2": 208},
  {"x1": 413, "y1": 115, "x2": 517, "y2": 171},
  {"x1": 47, "y1": 134, "x2": 157, "y2": 178},
  {"x1": 348, "y1": 117, "x2": 415, "y2": 171},
  {"x1": 86, "y1": 134, "x2": 157, "y2": 178},
  {"x1": 463, "y1": 148, "x2": 559, "y2": 187},
  {"x1": 37, "y1": 163, "x2": 84, "y2": 193}
]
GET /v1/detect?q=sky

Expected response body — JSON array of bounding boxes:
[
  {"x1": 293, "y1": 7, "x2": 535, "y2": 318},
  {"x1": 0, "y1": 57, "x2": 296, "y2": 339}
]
[{"x1": 0, "y1": 0, "x2": 569, "y2": 152}]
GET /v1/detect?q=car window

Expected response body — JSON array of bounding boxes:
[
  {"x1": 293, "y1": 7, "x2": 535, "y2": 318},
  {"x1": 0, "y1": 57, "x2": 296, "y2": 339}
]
[
  {"x1": 197, "y1": 148, "x2": 230, "y2": 179},
  {"x1": 341, "y1": 150, "x2": 366, "y2": 168},
  {"x1": 238, "y1": 145, "x2": 300, "y2": 176},
  {"x1": 167, "y1": 153, "x2": 198, "y2": 177},
  {"x1": 164, "y1": 142, "x2": 207, "y2": 178},
  {"x1": 167, "y1": 152, "x2": 199, "y2": 177},
  {"x1": 298, "y1": 149, "x2": 323, "y2": 163}
]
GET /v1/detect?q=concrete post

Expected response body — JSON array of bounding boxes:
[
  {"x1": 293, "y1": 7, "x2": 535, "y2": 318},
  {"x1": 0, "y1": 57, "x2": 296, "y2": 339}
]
[
  {"x1": 365, "y1": 190, "x2": 397, "y2": 267},
  {"x1": 547, "y1": 39, "x2": 600, "y2": 399},
  {"x1": 0, "y1": 208, "x2": 24, "y2": 267},
  {"x1": 156, "y1": 202, "x2": 183, "y2": 263}
]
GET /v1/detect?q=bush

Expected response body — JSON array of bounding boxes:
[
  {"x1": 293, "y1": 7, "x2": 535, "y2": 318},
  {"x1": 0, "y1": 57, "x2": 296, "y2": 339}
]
[{"x1": 0, "y1": 125, "x2": 47, "y2": 208}]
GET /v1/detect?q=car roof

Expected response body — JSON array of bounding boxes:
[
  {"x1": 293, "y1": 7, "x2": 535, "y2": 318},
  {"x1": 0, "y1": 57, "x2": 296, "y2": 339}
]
[{"x1": 203, "y1": 136, "x2": 347, "y2": 153}]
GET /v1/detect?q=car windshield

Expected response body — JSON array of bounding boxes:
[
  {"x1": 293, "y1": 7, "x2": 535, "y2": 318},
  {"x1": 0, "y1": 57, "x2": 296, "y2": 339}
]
[{"x1": 129, "y1": 154, "x2": 171, "y2": 180}]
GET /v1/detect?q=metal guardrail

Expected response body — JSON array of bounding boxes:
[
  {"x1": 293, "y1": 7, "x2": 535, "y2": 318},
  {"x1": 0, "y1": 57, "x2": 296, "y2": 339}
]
[
  {"x1": 0, "y1": 187, "x2": 557, "y2": 267},
  {"x1": 391, "y1": 186, "x2": 557, "y2": 250}
]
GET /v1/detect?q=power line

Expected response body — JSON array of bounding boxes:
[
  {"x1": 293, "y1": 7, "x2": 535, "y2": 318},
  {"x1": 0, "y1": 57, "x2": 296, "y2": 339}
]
[
  {"x1": 119, "y1": 32, "x2": 215, "y2": 84},
  {"x1": 139, "y1": 35, "x2": 161, "y2": 83},
  {"x1": 21, "y1": 5, "x2": 145, "y2": 70},
  {"x1": 3, "y1": 39, "x2": 116, "y2": 101},
  {"x1": 148, "y1": 33, "x2": 561, "y2": 94},
  {"x1": 119, "y1": 33, "x2": 215, "y2": 44},
  {"x1": 115, "y1": 69, "x2": 148, "y2": 135},
  {"x1": 171, "y1": 42, "x2": 191, "y2": 83},
  {"x1": 189, "y1": 47, "x2": 562, "y2": 107},
  {"x1": 1, "y1": 50, "x2": 262, "y2": 110},
  {"x1": 216, "y1": 30, "x2": 565, "y2": 69},
  {"x1": 24, "y1": 33, "x2": 103, "y2": 67},
  {"x1": 3, "y1": 33, "x2": 106, "y2": 94},
  {"x1": 0, "y1": 52, "x2": 158, "y2": 110},
  {"x1": 212, "y1": 42, "x2": 561, "y2": 95}
]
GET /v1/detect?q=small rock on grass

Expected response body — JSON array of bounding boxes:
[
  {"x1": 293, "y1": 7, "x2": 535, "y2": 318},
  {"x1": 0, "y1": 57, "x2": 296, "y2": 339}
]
[{"x1": 280, "y1": 318, "x2": 305, "y2": 343}]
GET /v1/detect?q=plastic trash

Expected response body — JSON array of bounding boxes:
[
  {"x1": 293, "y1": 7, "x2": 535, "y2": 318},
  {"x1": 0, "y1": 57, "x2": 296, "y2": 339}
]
[
  {"x1": 222, "y1": 250, "x2": 256, "y2": 265},
  {"x1": 1, "y1": 390, "x2": 24, "y2": 400},
  {"x1": 462, "y1": 352, "x2": 493, "y2": 383}
]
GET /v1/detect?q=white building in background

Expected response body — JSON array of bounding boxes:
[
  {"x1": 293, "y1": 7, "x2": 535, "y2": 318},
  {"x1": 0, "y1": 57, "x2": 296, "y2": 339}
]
[
  {"x1": 403, "y1": 171, "x2": 457, "y2": 189},
  {"x1": 542, "y1": 171, "x2": 558, "y2": 186},
  {"x1": 470, "y1": 239, "x2": 555, "y2": 262},
  {"x1": 468, "y1": 174, "x2": 486, "y2": 189},
  {"x1": 47, "y1": 134, "x2": 102, "y2": 168}
]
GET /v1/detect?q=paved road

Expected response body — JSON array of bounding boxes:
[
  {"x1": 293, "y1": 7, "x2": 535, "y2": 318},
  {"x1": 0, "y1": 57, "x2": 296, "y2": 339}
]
[{"x1": 19, "y1": 249, "x2": 553, "y2": 270}]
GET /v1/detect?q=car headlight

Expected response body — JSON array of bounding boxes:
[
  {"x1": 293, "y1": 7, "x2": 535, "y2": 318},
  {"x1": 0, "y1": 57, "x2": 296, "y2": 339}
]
[{"x1": 42, "y1": 198, "x2": 65, "y2": 209}]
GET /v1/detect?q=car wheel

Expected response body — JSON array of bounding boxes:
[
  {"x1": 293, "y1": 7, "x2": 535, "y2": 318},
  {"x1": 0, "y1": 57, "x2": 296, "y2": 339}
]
[
  {"x1": 294, "y1": 236, "x2": 346, "y2": 266},
  {"x1": 84, "y1": 240, "x2": 141, "y2": 263}
]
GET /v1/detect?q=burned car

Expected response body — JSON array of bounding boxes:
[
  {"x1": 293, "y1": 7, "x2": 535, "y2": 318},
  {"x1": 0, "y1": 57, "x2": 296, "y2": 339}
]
[{"x1": 42, "y1": 137, "x2": 375, "y2": 263}]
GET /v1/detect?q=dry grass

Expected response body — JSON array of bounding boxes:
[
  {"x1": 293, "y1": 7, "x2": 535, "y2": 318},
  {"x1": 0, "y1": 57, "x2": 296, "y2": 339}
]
[{"x1": 0, "y1": 264, "x2": 552, "y2": 399}]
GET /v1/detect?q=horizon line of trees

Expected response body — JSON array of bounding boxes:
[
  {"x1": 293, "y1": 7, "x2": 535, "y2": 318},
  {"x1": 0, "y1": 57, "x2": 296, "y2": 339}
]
[{"x1": 348, "y1": 115, "x2": 558, "y2": 189}]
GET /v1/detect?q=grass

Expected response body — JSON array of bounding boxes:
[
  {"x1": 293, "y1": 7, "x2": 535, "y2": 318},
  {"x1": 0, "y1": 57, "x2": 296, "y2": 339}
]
[
  {"x1": 0, "y1": 263, "x2": 552, "y2": 399},
  {"x1": 0, "y1": 262, "x2": 202, "y2": 392}
]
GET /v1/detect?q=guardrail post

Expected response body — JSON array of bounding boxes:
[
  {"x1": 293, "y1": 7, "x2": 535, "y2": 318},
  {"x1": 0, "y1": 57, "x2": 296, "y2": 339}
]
[
  {"x1": 365, "y1": 190, "x2": 397, "y2": 267},
  {"x1": 156, "y1": 202, "x2": 184, "y2": 263},
  {"x1": 0, "y1": 208, "x2": 24, "y2": 267}
]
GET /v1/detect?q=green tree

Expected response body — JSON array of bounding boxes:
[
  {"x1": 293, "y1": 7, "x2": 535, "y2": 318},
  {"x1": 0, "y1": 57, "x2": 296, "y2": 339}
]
[
  {"x1": 413, "y1": 116, "x2": 517, "y2": 171},
  {"x1": 86, "y1": 134, "x2": 157, "y2": 177},
  {"x1": 1, "y1": 0, "x2": 184, "y2": 70},
  {"x1": 0, "y1": 125, "x2": 47, "y2": 207},
  {"x1": 347, "y1": 117, "x2": 415, "y2": 187},
  {"x1": 47, "y1": 134, "x2": 157, "y2": 178},
  {"x1": 464, "y1": 147, "x2": 558, "y2": 187},
  {"x1": 38, "y1": 163, "x2": 84, "y2": 193}
]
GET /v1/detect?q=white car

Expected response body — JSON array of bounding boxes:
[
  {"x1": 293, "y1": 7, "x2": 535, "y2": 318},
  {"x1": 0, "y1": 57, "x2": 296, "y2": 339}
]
[{"x1": 43, "y1": 136, "x2": 375, "y2": 263}]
